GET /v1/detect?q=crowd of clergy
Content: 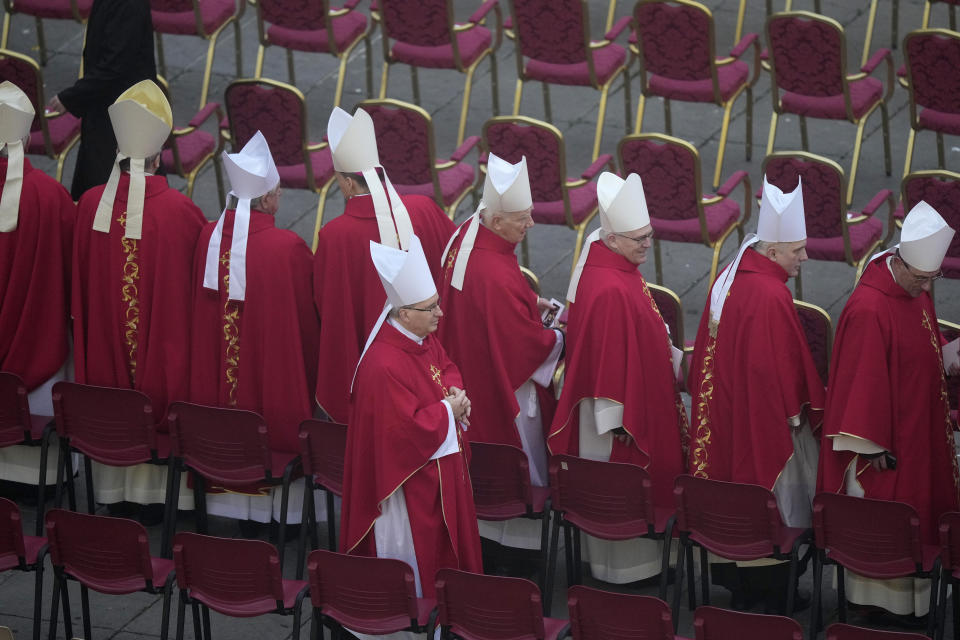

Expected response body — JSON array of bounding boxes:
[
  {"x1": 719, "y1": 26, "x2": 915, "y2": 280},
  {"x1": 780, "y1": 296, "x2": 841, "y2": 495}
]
[{"x1": 1, "y1": 72, "x2": 958, "y2": 631}]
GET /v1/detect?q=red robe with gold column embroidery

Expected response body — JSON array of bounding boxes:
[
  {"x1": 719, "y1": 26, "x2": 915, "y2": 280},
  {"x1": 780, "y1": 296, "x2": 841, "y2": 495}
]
[
  {"x1": 548, "y1": 242, "x2": 688, "y2": 508},
  {"x1": 72, "y1": 174, "x2": 205, "y2": 419},
  {"x1": 0, "y1": 158, "x2": 75, "y2": 390},
  {"x1": 818, "y1": 253, "x2": 960, "y2": 544},
  {"x1": 313, "y1": 194, "x2": 455, "y2": 423},
  {"x1": 687, "y1": 248, "x2": 825, "y2": 488},
  {"x1": 189, "y1": 209, "x2": 319, "y2": 454},
  {"x1": 437, "y1": 223, "x2": 559, "y2": 449},
  {"x1": 341, "y1": 323, "x2": 482, "y2": 598}
]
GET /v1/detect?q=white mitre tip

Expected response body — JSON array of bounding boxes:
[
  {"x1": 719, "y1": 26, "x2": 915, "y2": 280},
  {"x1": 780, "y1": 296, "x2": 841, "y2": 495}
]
[
  {"x1": 370, "y1": 234, "x2": 437, "y2": 309},
  {"x1": 757, "y1": 175, "x2": 806, "y2": 243},
  {"x1": 482, "y1": 153, "x2": 532, "y2": 213},
  {"x1": 900, "y1": 200, "x2": 955, "y2": 272},
  {"x1": 222, "y1": 130, "x2": 280, "y2": 200},
  {"x1": 597, "y1": 172, "x2": 650, "y2": 233}
]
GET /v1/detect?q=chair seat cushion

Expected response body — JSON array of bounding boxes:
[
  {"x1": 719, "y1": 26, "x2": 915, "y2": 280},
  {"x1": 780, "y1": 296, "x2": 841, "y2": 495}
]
[
  {"x1": 391, "y1": 162, "x2": 475, "y2": 207},
  {"x1": 152, "y1": 0, "x2": 235, "y2": 36},
  {"x1": 651, "y1": 197, "x2": 740, "y2": 244},
  {"x1": 780, "y1": 76, "x2": 882, "y2": 120},
  {"x1": 524, "y1": 43, "x2": 627, "y2": 87},
  {"x1": 276, "y1": 148, "x2": 335, "y2": 191},
  {"x1": 28, "y1": 113, "x2": 80, "y2": 155},
  {"x1": 390, "y1": 25, "x2": 492, "y2": 70},
  {"x1": 10, "y1": 0, "x2": 91, "y2": 19},
  {"x1": 532, "y1": 182, "x2": 598, "y2": 226},
  {"x1": 162, "y1": 130, "x2": 216, "y2": 174},
  {"x1": 918, "y1": 107, "x2": 960, "y2": 136},
  {"x1": 267, "y1": 10, "x2": 367, "y2": 54},
  {"x1": 805, "y1": 217, "x2": 883, "y2": 262},
  {"x1": 647, "y1": 60, "x2": 749, "y2": 103}
]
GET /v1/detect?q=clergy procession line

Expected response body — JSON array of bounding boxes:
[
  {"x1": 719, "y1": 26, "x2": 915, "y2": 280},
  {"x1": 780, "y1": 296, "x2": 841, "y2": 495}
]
[{"x1": 0, "y1": 52, "x2": 959, "y2": 640}]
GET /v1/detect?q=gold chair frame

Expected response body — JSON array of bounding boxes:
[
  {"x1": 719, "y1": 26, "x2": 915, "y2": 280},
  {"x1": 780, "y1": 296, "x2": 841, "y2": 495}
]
[
  {"x1": 511, "y1": 0, "x2": 629, "y2": 161},
  {"x1": 378, "y1": 0, "x2": 502, "y2": 147},
  {"x1": 632, "y1": 0, "x2": 759, "y2": 191},
  {"x1": 0, "y1": 0, "x2": 88, "y2": 67},
  {"x1": 358, "y1": 97, "x2": 477, "y2": 220},
  {"x1": 619, "y1": 132, "x2": 752, "y2": 286},
  {"x1": 765, "y1": 11, "x2": 893, "y2": 207},
  {"x1": 223, "y1": 78, "x2": 335, "y2": 252},
  {"x1": 253, "y1": 0, "x2": 372, "y2": 106}
]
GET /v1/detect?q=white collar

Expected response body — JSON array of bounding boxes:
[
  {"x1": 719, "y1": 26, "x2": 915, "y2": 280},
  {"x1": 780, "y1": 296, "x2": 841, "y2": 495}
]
[{"x1": 387, "y1": 317, "x2": 424, "y2": 344}]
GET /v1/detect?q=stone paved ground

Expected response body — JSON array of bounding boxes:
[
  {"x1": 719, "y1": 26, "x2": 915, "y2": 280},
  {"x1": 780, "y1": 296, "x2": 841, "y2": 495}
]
[{"x1": 1, "y1": 0, "x2": 958, "y2": 638}]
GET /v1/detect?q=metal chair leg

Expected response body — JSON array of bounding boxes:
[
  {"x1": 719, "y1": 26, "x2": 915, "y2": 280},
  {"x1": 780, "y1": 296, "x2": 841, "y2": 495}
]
[
  {"x1": 713, "y1": 95, "x2": 737, "y2": 190},
  {"x1": 837, "y1": 564, "x2": 847, "y2": 623},
  {"x1": 541, "y1": 82, "x2": 552, "y2": 122},
  {"x1": 35, "y1": 17, "x2": 46, "y2": 66},
  {"x1": 881, "y1": 101, "x2": 892, "y2": 176},
  {"x1": 411, "y1": 66, "x2": 421, "y2": 104},
  {"x1": 699, "y1": 546, "x2": 710, "y2": 606},
  {"x1": 903, "y1": 127, "x2": 917, "y2": 179},
  {"x1": 513, "y1": 78, "x2": 524, "y2": 115},
  {"x1": 254, "y1": 44, "x2": 266, "y2": 78},
  {"x1": 663, "y1": 98, "x2": 672, "y2": 135},
  {"x1": 635, "y1": 93, "x2": 646, "y2": 134},
  {"x1": 846, "y1": 114, "x2": 871, "y2": 206},
  {"x1": 80, "y1": 584, "x2": 92, "y2": 640},
  {"x1": 766, "y1": 111, "x2": 779, "y2": 155},
  {"x1": 799, "y1": 115, "x2": 809, "y2": 151},
  {"x1": 490, "y1": 51, "x2": 500, "y2": 116},
  {"x1": 672, "y1": 539, "x2": 686, "y2": 632},
  {"x1": 286, "y1": 49, "x2": 296, "y2": 85},
  {"x1": 543, "y1": 510, "x2": 561, "y2": 616},
  {"x1": 379, "y1": 61, "x2": 390, "y2": 99},
  {"x1": 654, "y1": 238, "x2": 663, "y2": 284},
  {"x1": 592, "y1": 82, "x2": 612, "y2": 160}
]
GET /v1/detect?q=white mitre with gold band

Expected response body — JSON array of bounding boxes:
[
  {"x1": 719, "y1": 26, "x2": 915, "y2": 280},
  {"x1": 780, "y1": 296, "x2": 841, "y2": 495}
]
[
  {"x1": 202, "y1": 130, "x2": 279, "y2": 302},
  {"x1": 441, "y1": 153, "x2": 532, "y2": 291},
  {"x1": 352, "y1": 234, "x2": 436, "y2": 390},
  {"x1": 327, "y1": 106, "x2": 413, "y2": 250},
  {"x1": 93, "y1": 79, "x2": 172, "y2": 241},
  {"x1": 709, "y1": 175, "x2": 806, "y2": 327},
  {"x1": 899, "y1": 200, "x2": 955, "y2": 272},
  {"x1": 0, "y1": 81, "x2": 35, "y2": 233},
  {"x1": 567, "y1": 172, "x2": 650, "y2": 303}
]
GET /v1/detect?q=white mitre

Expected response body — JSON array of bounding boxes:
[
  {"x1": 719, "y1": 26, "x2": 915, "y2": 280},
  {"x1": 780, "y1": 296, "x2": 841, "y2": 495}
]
[
  {"x1": 327, "y1": 106, "x2": 413, "y2": 249},
  {"x1": 93, "y1": 80, "x2": 172, "y2": 240},
  {"x1": 0, "y1": 81, "x2": 34, "y2": 232},
  {"x1": 353, "y1": 235, "x2": 436, "y2": 390},
  {"x1": 900, "y1": 201, "x2": 955, "y2": 272},
  {"x1": 202, "y1": 131, "x2": 280, "y2": 302},
  {"x1": 442, "y1": 153, "x2": 533, "y2": 291},
  {"x1": 567, "y1": 172, "x2": 650, "y2": 302}
]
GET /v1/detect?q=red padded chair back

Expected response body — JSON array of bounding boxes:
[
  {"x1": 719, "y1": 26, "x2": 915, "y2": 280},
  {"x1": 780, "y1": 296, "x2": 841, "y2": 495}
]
[
  {"x1": 567, "y1": 585, "x2": 674, "y2": 640},
  {"x1": 173, "y1": 532, "x2": 285, "y2": 616},
  {"x1": 298, "y1": 419, "x2": 347, "y2": 496},
  {"x1": 307, "y1": 549, "x2": 421, "y2": 634},
  {"x1": 52, "y1": 382, "x2": 156, "y2": 466},
  {"x1": 45, "y1": 509, "x2": 155, "y2": 594},
  {"x1": 674, "y1": 475, "x2": 783, "y2": 560},
  {"x1": 634, "y1": 1, "x2": 714, "y2": 82},
  {"x1": 379, "y1": 0, "x2": 452, "y2": 47},
  {"x1": 766, "y1": 13, "x2": 845, "y2": 97},
  {"x1": 0, "y1": 372, "x2": 31, "y2": 448},
  {"x1": 0, "y1": 498, "x2": 27, "y2": 572},
  {"x1": 362, "y1": 101, "x2": 435, "y2": 186},
  {"x1": 550, "y1": 454, "x2": 655, "y2": 541},
  {"x1": 469, "y1": 442, "x2": 535, "y2": 520},
  {"x1": 901, "y1": 172, "x2": 960, "y2": 261},
  {"x1": 618, "y1": 135, "x2": 701, "y2": 221},
  {"x1": 150, "y1": 0, "x2": 194, "y2": 13},
  {"x1": 825, "y1": 622, "x2": 928, "y2": 640},
  {"x1": 511, "y1": 0, "x2": 588, "y2": 65},
  {"x1": 939, "y1": 512, "x2": 960, "y2": 574},
  {"x1": 167, "y1": 401, "x2": 273, "y2": 485},
  {"x1": 812, "y1": 493, "x2": 924, "y2": 578},
  {"x1": 435, "y1": 568, "x2": 547, "y2": 639},
  {"x1": 0, "y1": 52, "x2": 43, "y2": 132},
  {"x1": 904, "y1": 30, "x2": 960, "y2": 116},
  {"x1": 484, "y1": 119, "x2": 564, "y2": 202},
  {"x1": 647, "y1": 284, "x2": 683, "y2": 349},
  {"x1": 763, "y1": 154, "x2": 845, "y2": 239},
  {"x1": 259, "y1": 0, "x2": 327, "y2": 30},
  {"x1": 224, "y1": 80, "x2": 307, "y2": 167},
  {"x1": 694, "y1": 605, "x2": 803, "y2": 639},
  {"x1": 793, "y1": 301, "x2": 831, "y2": 387}
]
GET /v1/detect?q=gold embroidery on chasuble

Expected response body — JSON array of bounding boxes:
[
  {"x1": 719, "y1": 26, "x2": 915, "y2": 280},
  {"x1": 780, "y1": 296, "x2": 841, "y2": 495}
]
[
  {"x1": 221, "y1": 249, "x2": 241, "y2": 406},
  {"x1": 692, "y1": 335, "x2": 717, "y2": 479},
  {"x1": 444, "y1": 247, "x2": 458, "y2": 275},
  {"x1": 430, "y1": 364, "x2": 449, "y2": 396},
  {"x1": 922, "y1": 309, "x2": 960, "y2": 503},
  {"x1": 118, "y1": 212, "x2": 141, "y2": 386}
]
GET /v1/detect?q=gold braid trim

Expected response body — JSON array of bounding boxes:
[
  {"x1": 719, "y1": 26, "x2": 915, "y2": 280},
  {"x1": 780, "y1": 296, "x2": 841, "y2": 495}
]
[
  {"x1": 221, "y1": 250, "x2": 241, "y2": 406},
  {"x1": 118, "y1": 213, "x2": 140, "y2": 386},
  {"x1": 922, "y1": 309, "x2": 960, "y2": 505}
]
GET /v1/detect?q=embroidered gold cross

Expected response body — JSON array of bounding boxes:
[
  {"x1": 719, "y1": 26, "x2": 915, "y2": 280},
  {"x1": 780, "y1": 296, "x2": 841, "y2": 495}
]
[
  {"x1": 117, "y1": 212, "x2": 127, "y2": 227},
  {"x1": 219, "y1": 249, "x2": 231, "y2": 267},
  {"x1": 445, "y1": 248, "x2": 458, "y2": 272},
  {"x1": 430, "y1": 364, "x2": 448, "y2": 395}
]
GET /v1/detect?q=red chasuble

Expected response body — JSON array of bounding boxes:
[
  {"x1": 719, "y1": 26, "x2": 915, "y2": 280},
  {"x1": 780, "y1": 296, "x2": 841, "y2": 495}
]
[
  {"x1": 72, "y1": 174, "x2": 205, "y2": 419},
  {"x1": 548, "y1": 242, "x2": 689, "y2": 508},
  {"x1": 313, "y1": 194, "x2": 455, "y2": 423},
  {"x1": 818, "y1": 253, "x2": 960, "y2": 544},
  {"x1": 687, "y1": 248, "x2": 825, "y2": 489},
  {"x1": 0, "y1": 158, "x2": 75, "y2": 390},
  {"x1": 437, "y1": 223, "x2": 559, "y2": 449},
  {"x1": 341, "y1": 323, "x2": 482, "y2": 597},
  {"x1": 189, "y1": 210, "x2": 319, "y2": 454}
]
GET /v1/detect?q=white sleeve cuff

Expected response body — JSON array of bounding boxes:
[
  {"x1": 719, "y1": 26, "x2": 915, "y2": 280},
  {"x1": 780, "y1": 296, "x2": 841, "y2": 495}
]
[{"x1": 430, "y1": 400, "x2": 460, "y2": 460}]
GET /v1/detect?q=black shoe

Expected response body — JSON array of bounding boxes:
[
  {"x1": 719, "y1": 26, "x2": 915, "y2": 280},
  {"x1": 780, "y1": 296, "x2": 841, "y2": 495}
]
[
  {"x1": 107, "y1": 501, "x2": 138, "y2": 517},
  {"x1": 239, "y1": 519, "x2": 266, "y2": 538},
  {"x1": 138, "y1": 503, "x2": 165, "y2": 526}
]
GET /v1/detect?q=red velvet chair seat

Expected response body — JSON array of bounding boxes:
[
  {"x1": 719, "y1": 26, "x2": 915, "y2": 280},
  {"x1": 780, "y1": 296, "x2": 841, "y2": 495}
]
[
  {"x1": 390, "y1": 25, "x2": 492, "y2": 70},
  {"x1": 152, "y1": 0, "x2": 235, "y2": 35},
  {"x1": 531, "y1": 183, "x2": 597, "y2": 226},
  {"x1": 918, "y1": 107, "x2": 960, "y2": 136},
  {"x1": 780, "y1": 76, "x2": 882, "y2": 120},
  {"x1": 805, "y1": 217, "x2": 883, "y2": 262},
  {"x1": 524, "y1": 43, "x2": 627, "y2": 86},
  {"x1": 267, "y1": 11, "x2": 367, "y2": 54},
  {"x1": 391, "y1": 161, "x2": 475, "y2": 207},
  {"x1": 28, "y1": 114, "x2": 80, "y2": 155},
  {"x1": 10, "y1": 0, "x2": 92, "y2": 19},
  {"x1": 648, "y1": 60, "x2": 749, "y2": 103},
  {"x1": 650, "y1": 197, "x2": 739, "y2": 244},
  {"x1": 276, "y1": 149, "x2": 335, "y2": 190},
  {"x1": 162, "y1": 130, "x2": 215, "y2": 174}
]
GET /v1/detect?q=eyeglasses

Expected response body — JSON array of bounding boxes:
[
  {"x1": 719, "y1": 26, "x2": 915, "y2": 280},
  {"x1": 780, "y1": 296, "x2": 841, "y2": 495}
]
[
  {"x1": 402, "y1": 299, "x2": 442, "y2": 313},
  {"x1": 896, "y1": 252, "x2": 943, "y2": 284},
  {"x1": 614, "y1": 230, "x2": 654, "y2": 245}
]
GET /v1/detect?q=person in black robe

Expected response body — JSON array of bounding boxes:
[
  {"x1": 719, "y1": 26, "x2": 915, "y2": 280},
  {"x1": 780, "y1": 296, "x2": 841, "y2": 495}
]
[{"x1": 48, "y1": 0, "x2": 156, "y2": 200}]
